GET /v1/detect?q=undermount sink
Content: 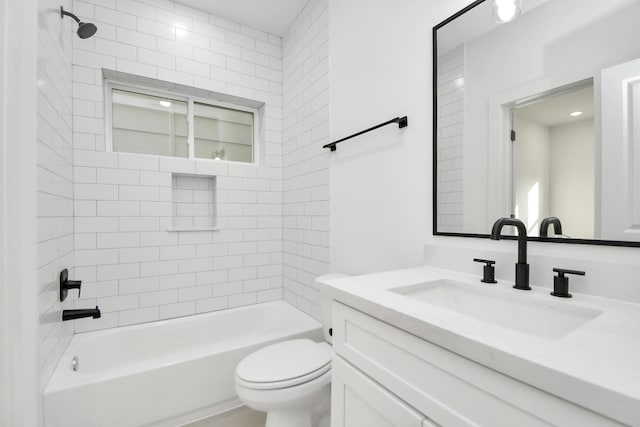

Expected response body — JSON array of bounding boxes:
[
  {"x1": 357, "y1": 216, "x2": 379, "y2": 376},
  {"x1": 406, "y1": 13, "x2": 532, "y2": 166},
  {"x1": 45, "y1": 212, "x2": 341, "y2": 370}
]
[{"x1": 390, "y1": 279, "x2": 601, "y2": 339}]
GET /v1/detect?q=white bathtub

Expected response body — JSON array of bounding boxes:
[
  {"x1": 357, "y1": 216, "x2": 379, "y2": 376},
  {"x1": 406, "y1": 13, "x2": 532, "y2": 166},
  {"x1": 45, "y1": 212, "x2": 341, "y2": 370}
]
[{"x1": 44, "y1": 301, "x2": 323, "y2": 427}]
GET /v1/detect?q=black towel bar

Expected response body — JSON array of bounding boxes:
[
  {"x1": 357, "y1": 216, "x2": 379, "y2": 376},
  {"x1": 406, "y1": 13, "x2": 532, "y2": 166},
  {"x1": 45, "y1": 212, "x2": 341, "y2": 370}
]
[{"x1": 323, "y1": 116, "x2": 408, "y2": 151}]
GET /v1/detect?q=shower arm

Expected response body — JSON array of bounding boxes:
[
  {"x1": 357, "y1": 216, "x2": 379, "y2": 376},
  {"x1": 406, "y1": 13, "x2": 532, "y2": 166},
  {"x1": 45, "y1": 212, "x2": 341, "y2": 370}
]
[{"x1": 60, "y1": 7, "x2": 81, "y2": 24}]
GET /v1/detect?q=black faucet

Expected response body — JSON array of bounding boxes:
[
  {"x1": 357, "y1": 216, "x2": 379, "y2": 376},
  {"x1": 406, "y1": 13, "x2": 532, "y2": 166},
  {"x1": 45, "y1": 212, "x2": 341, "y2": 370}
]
[
  {"x1": 62, "y1": 306, "x2": 101, "y2": 321},
  {"x1": 60, "y1": 268, "x2": 82, "y2": 301},
  {"x1": 490, "y1": 218, "x2": 531, "y2": 290},
  {"x1": 540, "y1": 217, "x2": 563, "y2": 237}
]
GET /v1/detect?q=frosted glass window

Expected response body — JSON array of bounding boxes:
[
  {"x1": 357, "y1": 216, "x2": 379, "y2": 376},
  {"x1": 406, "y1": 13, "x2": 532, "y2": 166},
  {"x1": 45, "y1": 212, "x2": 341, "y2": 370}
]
[
  {"x1": 108, "y1": 83, "x2": 258, "y2": 163},
  {"x1": 193, "y1": 103, "x2": 254, "y2": 163},
  {"x1": 112, "y1": 89, "x2": 188, "y2": 158}
]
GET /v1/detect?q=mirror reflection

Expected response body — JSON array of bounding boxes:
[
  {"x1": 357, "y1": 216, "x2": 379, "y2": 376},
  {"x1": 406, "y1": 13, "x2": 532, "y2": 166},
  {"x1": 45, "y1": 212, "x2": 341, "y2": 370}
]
[
  {"x1": 512, "y1": 81, "x2": 594, "y2": 238},
  {"x1": 434, "y1": 0, "x2": 640, "y2": 245}
]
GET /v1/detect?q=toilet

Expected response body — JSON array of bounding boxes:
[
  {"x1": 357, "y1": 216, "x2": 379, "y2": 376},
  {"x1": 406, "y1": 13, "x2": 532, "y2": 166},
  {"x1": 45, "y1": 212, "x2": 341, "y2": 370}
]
[{"x1": 234, "y1": 274, "x2": 347, "y2": 427}]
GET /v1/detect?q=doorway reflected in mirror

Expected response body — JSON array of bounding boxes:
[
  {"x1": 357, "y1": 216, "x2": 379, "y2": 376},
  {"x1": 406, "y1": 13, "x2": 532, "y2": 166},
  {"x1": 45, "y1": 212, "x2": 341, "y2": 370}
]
[{"x1": 511, "y1": 81, "x2": 594, "y2": 239}]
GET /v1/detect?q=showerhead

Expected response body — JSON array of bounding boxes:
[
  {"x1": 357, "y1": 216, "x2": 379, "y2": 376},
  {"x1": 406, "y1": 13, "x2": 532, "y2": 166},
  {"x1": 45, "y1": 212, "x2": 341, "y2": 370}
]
[
  {"x1": 60, "y1": 6, "x2": 98, "y2": 39},
  {"x1": 77, "y1": 22, "x2": 98, "y2": 39}
]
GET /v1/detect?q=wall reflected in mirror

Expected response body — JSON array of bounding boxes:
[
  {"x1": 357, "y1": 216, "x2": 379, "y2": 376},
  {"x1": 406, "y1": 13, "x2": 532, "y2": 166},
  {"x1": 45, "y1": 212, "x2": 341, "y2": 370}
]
[
  {"x1": 433, "y1": 0, "x2": 640, "y2": 245},
  {"x1": 512, "y1": 81, "x2": 594, "y2": 239}
]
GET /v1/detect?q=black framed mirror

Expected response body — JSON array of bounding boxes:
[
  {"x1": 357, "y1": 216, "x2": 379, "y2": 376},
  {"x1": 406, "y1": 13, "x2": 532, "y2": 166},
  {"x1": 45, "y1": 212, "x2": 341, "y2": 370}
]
[{"x1": 432, "y1": 0, "x2": 640, "y2": 247}]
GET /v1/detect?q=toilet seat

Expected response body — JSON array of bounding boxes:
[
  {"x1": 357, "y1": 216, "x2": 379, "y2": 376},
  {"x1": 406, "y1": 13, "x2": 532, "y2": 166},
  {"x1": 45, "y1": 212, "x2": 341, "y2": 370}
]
[{"x1": 235, "y1": 339, "x2": 331, "y2": 390}]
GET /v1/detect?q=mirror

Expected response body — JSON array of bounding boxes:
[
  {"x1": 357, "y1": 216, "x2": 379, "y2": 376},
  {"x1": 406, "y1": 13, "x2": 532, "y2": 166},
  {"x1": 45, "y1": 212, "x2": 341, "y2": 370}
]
[{"x1": 433, "y1": 0, "x2": 640, "y2": 246}]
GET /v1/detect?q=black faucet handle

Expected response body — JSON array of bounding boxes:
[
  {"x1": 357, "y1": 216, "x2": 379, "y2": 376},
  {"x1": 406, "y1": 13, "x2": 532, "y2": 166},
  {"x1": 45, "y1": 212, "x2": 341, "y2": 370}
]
[
  {"x1": 473, "y1": 258, "x2": 497, "y2": 284},
  {"x1": 552, "y1": 268, "x2": 585, "y2": 277},
  {"x1": 551, "y1": 268, "x2": 585, "y2": 298},
  {"x1": 60, "y1": 269, "x2": 82, "y2": 301}
]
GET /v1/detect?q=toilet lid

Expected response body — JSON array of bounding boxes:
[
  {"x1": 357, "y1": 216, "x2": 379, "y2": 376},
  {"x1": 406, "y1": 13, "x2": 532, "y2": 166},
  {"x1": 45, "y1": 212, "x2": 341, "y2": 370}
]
[{"x1": 235, "y1": 339, "x2": 331, "y2": 388}]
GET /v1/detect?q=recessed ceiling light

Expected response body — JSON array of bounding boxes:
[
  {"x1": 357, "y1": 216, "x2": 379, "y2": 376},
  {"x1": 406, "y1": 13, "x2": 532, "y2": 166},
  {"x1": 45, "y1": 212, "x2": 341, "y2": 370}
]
[
  {"x1": 159, "y1": 101, "x2": 172, "y2": 108},
  {"x1": 569, "y1": 111, "x2": 583, "y2": 117}
]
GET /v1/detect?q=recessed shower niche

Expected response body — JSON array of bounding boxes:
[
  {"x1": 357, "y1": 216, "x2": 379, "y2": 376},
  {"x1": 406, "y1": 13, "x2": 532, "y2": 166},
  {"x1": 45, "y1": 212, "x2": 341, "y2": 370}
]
[{"x1": 171, "y1": 173, "x2": 217, "y2": 231}]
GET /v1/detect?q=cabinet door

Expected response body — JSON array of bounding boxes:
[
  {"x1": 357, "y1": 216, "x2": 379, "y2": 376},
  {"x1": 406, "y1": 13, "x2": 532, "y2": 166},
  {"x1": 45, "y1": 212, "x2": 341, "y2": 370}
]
[
  {"x1": 601, "y1": 57, "x2": 640, "y2": 241},
  {"x1": 332, "y1": 356, "x2": 429, "y2": 427}
]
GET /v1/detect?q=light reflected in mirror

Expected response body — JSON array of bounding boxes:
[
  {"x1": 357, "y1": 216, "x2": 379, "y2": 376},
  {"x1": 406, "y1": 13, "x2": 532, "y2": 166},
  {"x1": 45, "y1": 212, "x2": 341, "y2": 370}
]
[{"x1": 433, "y1": 0, "x2": 640, "y2": 246}]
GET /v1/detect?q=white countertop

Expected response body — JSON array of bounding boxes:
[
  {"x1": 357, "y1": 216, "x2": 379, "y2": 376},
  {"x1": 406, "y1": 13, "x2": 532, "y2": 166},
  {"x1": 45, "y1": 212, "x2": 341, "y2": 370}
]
[{"x1": 317, "y1": 266, "x2": 640, "y2": 426}]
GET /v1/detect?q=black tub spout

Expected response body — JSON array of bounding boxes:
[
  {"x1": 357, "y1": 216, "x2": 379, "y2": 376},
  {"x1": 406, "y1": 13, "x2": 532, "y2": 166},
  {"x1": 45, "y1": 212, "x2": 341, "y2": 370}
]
[{"x1": 62, "y1": 306, "x2": 101, "y2": 321}]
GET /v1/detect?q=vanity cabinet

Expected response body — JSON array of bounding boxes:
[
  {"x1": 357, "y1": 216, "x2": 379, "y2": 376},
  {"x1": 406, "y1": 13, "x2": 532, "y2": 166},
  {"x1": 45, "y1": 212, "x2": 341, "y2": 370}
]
[
  {"x1": 330, "y1": 302, "x2": 623, "y2": 427},
  {"x1": 332, "y1": 356, "x2": 439, "y2": 427}
]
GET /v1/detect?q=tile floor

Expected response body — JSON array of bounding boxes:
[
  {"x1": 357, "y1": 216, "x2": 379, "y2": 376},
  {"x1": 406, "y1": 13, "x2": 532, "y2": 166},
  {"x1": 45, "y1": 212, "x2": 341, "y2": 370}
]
[{"x1": 183, "y1": 406, "x2": 266, "y2": 427}]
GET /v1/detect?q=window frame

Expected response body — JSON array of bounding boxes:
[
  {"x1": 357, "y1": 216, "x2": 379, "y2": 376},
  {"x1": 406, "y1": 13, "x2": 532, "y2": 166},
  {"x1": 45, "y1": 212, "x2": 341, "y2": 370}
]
[{"x1": 104, "y1": 80, "x2": 260, "y2": 164}]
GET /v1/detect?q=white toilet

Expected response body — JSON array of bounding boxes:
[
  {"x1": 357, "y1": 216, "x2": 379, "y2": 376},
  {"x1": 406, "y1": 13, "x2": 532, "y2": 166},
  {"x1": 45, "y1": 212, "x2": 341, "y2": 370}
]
[{"x1": 234, "y1": 274, "x2": 347, "y2": 427}]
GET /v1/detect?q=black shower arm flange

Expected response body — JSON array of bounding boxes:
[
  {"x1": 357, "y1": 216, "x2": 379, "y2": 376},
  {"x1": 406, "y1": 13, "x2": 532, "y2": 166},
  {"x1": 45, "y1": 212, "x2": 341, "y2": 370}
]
[{"x1": 60, "y1": 6, "x2": 81, "y2": 24}]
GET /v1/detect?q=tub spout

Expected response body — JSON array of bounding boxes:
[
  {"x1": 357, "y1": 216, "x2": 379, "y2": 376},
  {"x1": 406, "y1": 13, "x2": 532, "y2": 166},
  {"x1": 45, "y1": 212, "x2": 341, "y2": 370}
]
[{"x1": 62, "y1": 306, "x2": 101, "y2": 321}]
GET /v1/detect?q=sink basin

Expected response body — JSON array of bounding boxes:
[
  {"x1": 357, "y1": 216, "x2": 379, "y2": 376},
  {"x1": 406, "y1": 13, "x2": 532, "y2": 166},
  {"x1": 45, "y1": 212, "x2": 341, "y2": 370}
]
[{"x1": 390, "y1": 279, "x2": 601, "y2": 339}]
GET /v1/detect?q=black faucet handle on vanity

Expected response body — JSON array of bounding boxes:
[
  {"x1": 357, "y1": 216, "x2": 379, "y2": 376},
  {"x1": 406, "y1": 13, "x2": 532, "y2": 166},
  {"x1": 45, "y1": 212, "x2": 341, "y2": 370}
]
[
  {"x1": 551, "y1": 268, "x2": 585, "y2": 298},
  {"x1": 60, "y1": 268, "x2": 82, "y2": 301},
  {"x1": 473, "y1": 258, "x2": 497, "y2": 284}
]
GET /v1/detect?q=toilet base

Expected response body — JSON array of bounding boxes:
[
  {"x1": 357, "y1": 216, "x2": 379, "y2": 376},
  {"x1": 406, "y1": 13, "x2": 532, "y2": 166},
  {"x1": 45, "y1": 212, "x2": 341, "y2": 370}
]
[{"x1": 264, "y1": 389, "x2": 330, "y2": 427}]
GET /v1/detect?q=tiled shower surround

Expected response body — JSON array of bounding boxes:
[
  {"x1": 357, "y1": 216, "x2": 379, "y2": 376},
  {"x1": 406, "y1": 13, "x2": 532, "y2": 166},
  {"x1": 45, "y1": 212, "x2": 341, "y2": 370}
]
[
  {"x1": 68, "y1": 0, "x2": 330, "y2": 333},
  {"x1": 437, "y1": 45, "x2": 464, "y2": 233},
  {"x1": 282, "y1": 0, "x2": 330, "y2": 318}
]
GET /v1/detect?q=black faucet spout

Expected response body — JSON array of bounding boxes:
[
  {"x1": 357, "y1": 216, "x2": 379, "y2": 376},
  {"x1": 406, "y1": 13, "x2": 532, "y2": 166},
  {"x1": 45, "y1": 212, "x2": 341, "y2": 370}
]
[
  {"x1": 490, "y1": 218, "x2": 531, "y2": 290},
  {"x1": 540, "y1": 216, "x2": 563, "y2": 237},
  {"x1": 62, "y1": 306, "x2": 101, "y2": 321}
]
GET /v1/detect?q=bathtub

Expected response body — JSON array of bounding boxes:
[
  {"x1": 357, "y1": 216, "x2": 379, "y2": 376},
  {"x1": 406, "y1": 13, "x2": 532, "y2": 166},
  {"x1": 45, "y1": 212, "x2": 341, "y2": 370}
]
[{"x1": 44, "y1": 301, "x2": 323, "y2": 427}]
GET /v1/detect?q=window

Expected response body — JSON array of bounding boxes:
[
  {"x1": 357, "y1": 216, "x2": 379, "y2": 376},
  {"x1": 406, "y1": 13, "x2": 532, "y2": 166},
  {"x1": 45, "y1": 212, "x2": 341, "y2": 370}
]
[
  {"x1": 106, "y1": 83, "x2": 257, "y2": 163},
  {"x1": 112, "y1": 89, "x2": 189, "y2": 158},
  {"x1": 193, "y1": 102, "x2": 254, "y2": 162}
]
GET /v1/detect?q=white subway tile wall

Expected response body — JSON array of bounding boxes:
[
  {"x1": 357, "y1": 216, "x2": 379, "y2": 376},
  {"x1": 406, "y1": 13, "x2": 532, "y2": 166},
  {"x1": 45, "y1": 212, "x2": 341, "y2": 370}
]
[
  {"x1": 437, "y1": 45, "x2": 464, "y2": 232},
  {"x1": 282, "y1": 0, "x2": 330, "y2": 318},
  {"x1": 38, "y1": 0, "x2": 75, "y2": 391},
  {"x1": 71, "y1": 0, "x2": 284, "y2": 332}
]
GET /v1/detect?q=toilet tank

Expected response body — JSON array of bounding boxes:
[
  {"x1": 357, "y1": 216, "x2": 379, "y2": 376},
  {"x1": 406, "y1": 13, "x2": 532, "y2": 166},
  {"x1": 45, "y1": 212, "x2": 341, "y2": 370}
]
[{"x1": 314, "y1": 273, "x2": 349, "y2": 344}]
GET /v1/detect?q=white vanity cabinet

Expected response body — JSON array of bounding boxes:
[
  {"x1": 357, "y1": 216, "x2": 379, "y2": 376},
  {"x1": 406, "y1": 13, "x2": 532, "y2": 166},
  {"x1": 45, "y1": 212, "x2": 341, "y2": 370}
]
[
  {"x1": 330, "y1": 302, "x2": 624, "y2": 427},
  {"x1": 332, "y1": 356, "x2": 438, "y2": 427}
]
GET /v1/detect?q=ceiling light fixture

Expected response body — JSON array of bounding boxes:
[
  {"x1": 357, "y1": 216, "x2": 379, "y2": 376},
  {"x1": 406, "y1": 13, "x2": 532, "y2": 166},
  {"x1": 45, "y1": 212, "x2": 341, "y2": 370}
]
[
  {"x1": 159, "y1": 101, "x2": 172, "y2": 107},
  {"x1": 569, "y1": 111, "x2": 583, "y2": 117},
  {"x1": 493, "y1": 0, "x2": 522, "y2": 23}
]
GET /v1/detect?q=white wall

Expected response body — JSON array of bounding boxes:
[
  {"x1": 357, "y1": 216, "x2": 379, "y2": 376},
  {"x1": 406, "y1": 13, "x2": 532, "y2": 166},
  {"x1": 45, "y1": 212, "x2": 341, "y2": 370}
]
[
  {"x1": 37, "y1": 0, "x2": 75, "y2": 410},
  {"x1": 282, "y1": 0, "x2": 330, "y2": 319},
  {"x1": 329, "y1": 0, "x2": 442, "y2": 274},
  {"x1": 1, "y1": 0, "x2": 39, "y2": 424},
  {"x1": 549, "y1": 119, "x2": 594, "y2": 238},
  {"x1": 329, "y1": 0, "x2": 640, "y2": 303},
  {"x1": 71, "y1": 0, "x2": 284, "y2": 332}
]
